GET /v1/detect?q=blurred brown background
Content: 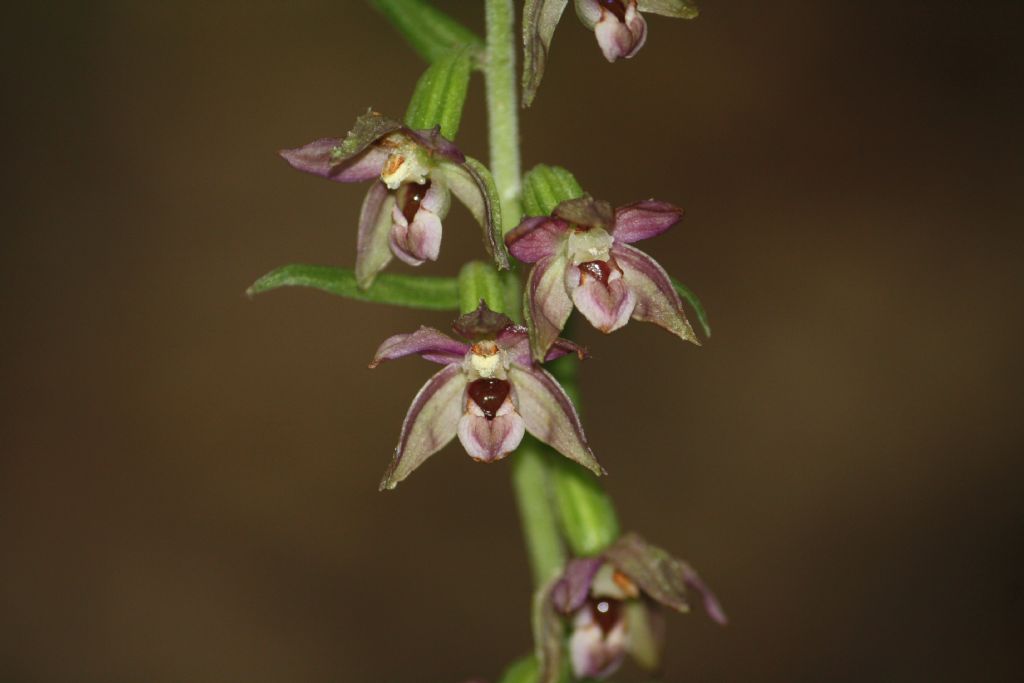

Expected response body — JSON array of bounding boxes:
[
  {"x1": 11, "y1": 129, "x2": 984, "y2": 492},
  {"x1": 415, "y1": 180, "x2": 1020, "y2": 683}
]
[{"x1": 2, "y1": 1, "x2": 1022, "y2": 681}]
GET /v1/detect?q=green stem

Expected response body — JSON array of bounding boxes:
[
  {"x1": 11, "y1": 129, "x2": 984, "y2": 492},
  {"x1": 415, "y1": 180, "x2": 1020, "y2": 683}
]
[
  {"x1": 483, "y1": 1, "x2": 566, "y2": 586},
  {"x1": 511, "y1": 439, "x2": 567, "y2": 584},
  {"x1": 485, "y1": 0, "x2": 522, "y2": 228}
]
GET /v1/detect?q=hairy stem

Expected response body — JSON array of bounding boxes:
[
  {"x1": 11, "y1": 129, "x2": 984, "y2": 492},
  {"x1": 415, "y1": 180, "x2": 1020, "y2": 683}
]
[
  {"x1": 511, "y1": 438, "x2": 567, "y2": 584},
  {"x1": 485, "y1": 0, "x2": 522, "y2": 228}
]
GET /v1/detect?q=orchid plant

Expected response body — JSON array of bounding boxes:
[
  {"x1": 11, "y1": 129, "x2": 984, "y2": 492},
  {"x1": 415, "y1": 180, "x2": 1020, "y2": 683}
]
[{"x1": 249, "y1": 1, "x2": 722, "y2": 681}]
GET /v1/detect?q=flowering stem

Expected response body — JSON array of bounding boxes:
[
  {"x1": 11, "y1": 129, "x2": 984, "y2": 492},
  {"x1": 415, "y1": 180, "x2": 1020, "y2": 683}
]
[
  {"x1": 484, "y1": 0, "x2": 522, "y2": 228},
  {"x1": 483, "y1": 0, "x2": 570, "y2": 588}
]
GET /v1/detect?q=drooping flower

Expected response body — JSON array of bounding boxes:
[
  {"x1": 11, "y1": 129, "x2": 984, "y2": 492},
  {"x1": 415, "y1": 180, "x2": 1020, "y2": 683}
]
[
  {"x1": 535, "y1": 533, "x2": 726, "y2": 682},
  {"x1": 506, "y1": 195, "x2": 699, "y2": 361},
  {"x1": 370, "y1": 302, "x2": 604, "y2": 490},
  {"x1": 523, "y1": 0, "x2": 701, "y2": 104},
  {"x1": 280, "y1": 111, "x2": 505, "y2": 288},
  {"x1": 575, "y1": 1, "x2": 699, "y2": 62}
]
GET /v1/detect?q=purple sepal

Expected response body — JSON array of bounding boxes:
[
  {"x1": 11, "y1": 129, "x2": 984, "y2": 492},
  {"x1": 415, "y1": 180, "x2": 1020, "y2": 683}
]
[
  {"x1": 613, "y1": 200, "x2": 684, "y2": 243},
  {"x1": 613, "y1": 243, "x2": 698, "y2": 344},
  {"x1": 355, "y1": 182, "x2": 396, "y2": 288},
  {"x1": 279, "y1": 113, "x2": 466, "y2": 185},
  {"x1": 379, "y1": 364, "x2": 468, "y2": 490},
  {"x1": 406, "y1": 126, "x2": 466, "y2": 164},
  {"x1": 522, "y1": 0, "x2": 572, "y2": 107},
  {"x1": 545, "y1": 337, "x2": 589, "y2": 362},
  {"x1": 279, "y1": 138, "x2": 389, "y2": 183},
  {"x1": 505, "y1": 216, "x2": 568, "y2": 263},
  {"x1": 603, "y1": 533, "x2": 694, "y2": 614},
  {"x1": 551, "y1": 557, "x2": 605, "y2": 614},
  {"x1": 524, "y1": 253, "x2": 574, "y2": 362},
  {"x1": 680, "y1": 562, "x2": 729, "y2": 625},
  {"x1": 509, "y1": 365, "x2": 604, "y2": 476},
  {"x1": 369, "y1": 327, "x2": 468, "y2": 367}
]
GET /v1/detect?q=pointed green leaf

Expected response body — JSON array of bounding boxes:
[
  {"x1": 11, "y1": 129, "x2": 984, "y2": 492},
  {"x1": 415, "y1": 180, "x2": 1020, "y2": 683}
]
[
  {"x1": 522, "y1": 0, "x2": 570, "y2": 107},
  {"x1": 368, "y1": 0, "x2": 484, "y2": 65},
  {"x1": 522, "y1": 163, "x2": 584, "y2": 216},
  {"x1": 247, "y1": 264, "x2": 459, "y2": 310},
  {"x1": 670, "y1": 276, "x2": 711, "y2": 338},
  {"x1": 404, "y1": 47, "x2": 473, "y2": 139}
]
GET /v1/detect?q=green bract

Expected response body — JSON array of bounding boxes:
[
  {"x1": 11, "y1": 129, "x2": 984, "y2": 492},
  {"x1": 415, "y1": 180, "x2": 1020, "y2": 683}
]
[
  {"x1": 404, "y1": 47, "x2": 474, "y2": 139},
  {"x1": 523, "y1": 163, "x2": 585, "y2": 216}
]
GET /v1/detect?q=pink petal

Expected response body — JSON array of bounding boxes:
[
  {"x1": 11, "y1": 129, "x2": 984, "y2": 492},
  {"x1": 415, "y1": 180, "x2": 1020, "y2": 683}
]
[
  {"x1": 390, "y1": 202, "x2": 444, "y2": 265},
  {"x1": 369, "y1": 327, "x2": 468, "y2": 367},
  {"x1": 613, "y1": 243, "x2": 698, "y2": 344},
  {"x1": 355, "y1": 182, "x2": 396, "y2": 288},
  {"x1": 456, "y1": 402, "x2": 526, "y2": 463},
  {"x1": 505, "y1": 216, "x2": 569, "y2": 264},
  {"x1": 379, "y1": 365, "x2": 468, "y2": 490},
  {"x1": 612, "y1": 200, "x2": 684, "y2": 243},
  {"x1": 565, "y1": 263, "x2": 637, "y2": 333},
  {"x1": 509, "y1": 365, "x2": 604, "y2": 476},
  {"x1": 593, "y1": 3, "x2": 647, "y2": 62},
  {"x1": 680, "y1": 562, "x2": 729, "y2": 625},
  {"x1": 569, "y1": 608, "x2": 628, "y2": 679}
]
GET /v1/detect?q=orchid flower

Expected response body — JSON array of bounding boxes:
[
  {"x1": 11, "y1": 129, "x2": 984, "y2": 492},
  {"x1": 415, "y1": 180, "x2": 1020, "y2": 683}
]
[
  {"x1": 536, "y1": 533, "x2": 727, "y2": 681},
  {"x1": 523, "y1": 0, "x2": 700, "y2": 106},
  {"x1": 370, "y1": 302, "x2": 604, "y2": 490},
  {"x1": 280, "y1": 111, "x2": 503, "y2": 288},
  {"x1": 577, "y1": 1, "x2": 700, "y2": 62},
  {"x1": 506, "y1": 195, "x2": 698, "y2": 361}
]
